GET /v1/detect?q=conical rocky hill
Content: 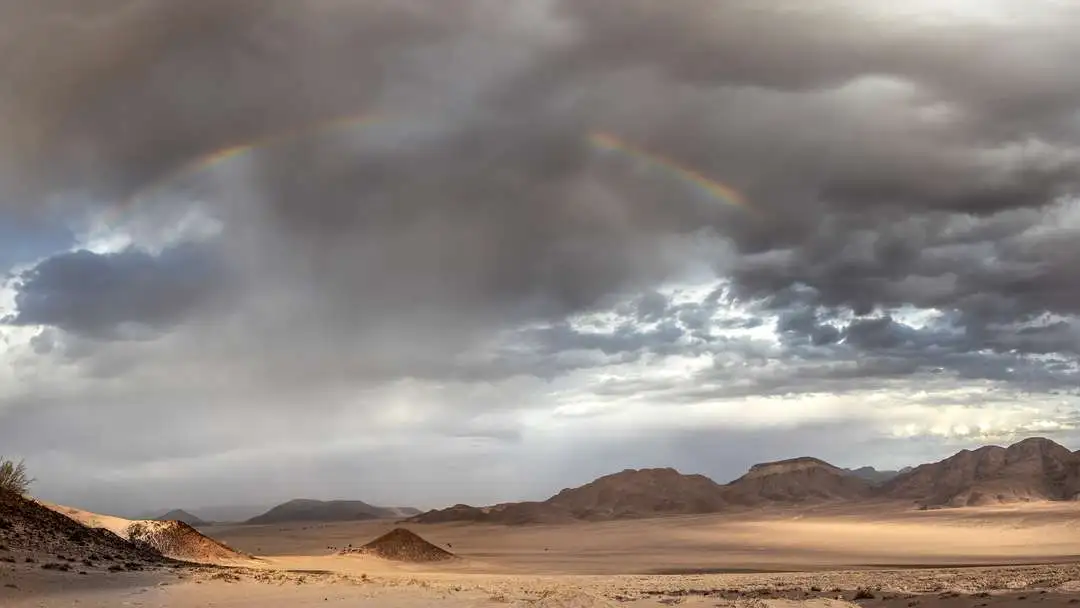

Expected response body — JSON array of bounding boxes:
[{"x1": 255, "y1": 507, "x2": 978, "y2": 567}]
[{"x1": 348, "y1": 527, "x2": 455, "y2": 562}]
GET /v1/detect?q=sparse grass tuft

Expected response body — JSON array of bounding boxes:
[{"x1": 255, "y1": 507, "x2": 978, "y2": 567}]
[{"x1": 0, "y1": 458, "x2": 34, "y2": 495}]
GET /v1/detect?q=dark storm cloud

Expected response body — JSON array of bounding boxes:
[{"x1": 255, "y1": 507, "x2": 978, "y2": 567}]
[
  {"x1": 3, "y1": 243, "x2": 226, "y2": 338},
  {"x1": 0, "y1": 0, "x2": 483, "y2": 202},
  {"x1": 2, "y1": 0, "x2": 1079, "y2": 337}
]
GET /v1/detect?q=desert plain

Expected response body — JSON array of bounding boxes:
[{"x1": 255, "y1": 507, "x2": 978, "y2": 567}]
[{"x1": 8, "y1": 500, "x2": 1080, "y2": 607}]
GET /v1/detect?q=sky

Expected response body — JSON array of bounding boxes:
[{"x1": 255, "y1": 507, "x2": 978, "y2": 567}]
[{"x1": 1, "y1": 0, "x2": 1080, "y2": 516}]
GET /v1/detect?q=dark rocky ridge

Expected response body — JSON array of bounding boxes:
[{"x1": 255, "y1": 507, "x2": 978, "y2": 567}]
[
  {"x1": 0, "y1": 489, "x2": 173, "y2": 572},
  {"x1": 880, "y1": 437, "x2": 1080, "y2": 507},
  {"x1": 408, "y1": 437, "x2": 1080, "y2": 525}
]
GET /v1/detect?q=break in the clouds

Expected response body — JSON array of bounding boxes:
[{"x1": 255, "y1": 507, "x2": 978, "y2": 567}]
[{"x1": 1, "y1": 0, "x2": 1080, "y2": 514}]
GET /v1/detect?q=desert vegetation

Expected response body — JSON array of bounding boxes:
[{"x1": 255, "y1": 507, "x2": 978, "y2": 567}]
[{"x1": 0, "y1": 458, "x2": 33, "y2": 495}]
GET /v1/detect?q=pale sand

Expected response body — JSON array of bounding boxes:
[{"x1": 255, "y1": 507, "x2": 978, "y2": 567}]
[{"x1": 8, "y1": 501, "x2": 1080, "y2": 607}]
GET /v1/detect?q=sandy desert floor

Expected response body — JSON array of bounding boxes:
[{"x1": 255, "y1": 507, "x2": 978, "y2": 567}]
[{"x1": 8, "y1": 501, "x2": 1080, "y2": 607}]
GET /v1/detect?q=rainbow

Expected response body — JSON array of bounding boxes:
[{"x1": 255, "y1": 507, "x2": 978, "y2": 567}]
[
  {"x1": 125, "y1": 113, "x2": 387, "y2": 204},
  {"x1": 587, "y1": 131, "x2": 752, "y2": 212}
]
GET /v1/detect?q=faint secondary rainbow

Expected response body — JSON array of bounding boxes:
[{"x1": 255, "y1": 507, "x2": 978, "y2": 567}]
[
  {"x1": 125, "y1": 112, "x2": 388, "y2": 205},
  {"x1": 587, "y1": 131, "x2": 752, "y2": 212}
]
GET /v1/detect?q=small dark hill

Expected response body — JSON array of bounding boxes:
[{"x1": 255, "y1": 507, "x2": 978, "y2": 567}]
[
  {"x1": 844, "y1": 466, "x2": 909, "y2": 485},
  {"x1": 722, "y1": 457, "x2": 874, "y2": 505},
  {"x1": 348, "y1": 528, "x2": 455, "y2": 562},
  {"x1": 0, "y1": 489, "x2": 168, "y2": 567},
  {"x1": 406, "y1": 501, "x2": 574, "y2": 525},
  {"x1": 406, "y1": 503, "x2": 487, "y2": 524},
  {"x1": 245, "y1": 499, "x2": 412, "y2": 525},
  {"x1": 879, "y1": 437, "x2": 1080, "y2": 507},
  {"x1": 155, "y1": 509, "x2": 208, "y2": 526}
]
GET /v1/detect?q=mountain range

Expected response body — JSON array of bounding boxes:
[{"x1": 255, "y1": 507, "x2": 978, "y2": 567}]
[{"x1": 407, "y1": 437, "x2": 1080, "y2": 525}]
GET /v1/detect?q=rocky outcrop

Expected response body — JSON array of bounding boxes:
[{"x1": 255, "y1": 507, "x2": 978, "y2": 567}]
[
  {"x1": 545, "y1": 468, "x2": 728, "y2": 520},
  {"x1": 722, "y1": 457, "x2": 874, "y2": 505},
  {"x1": 879, "y1": 437, "x2": 1080, "y2": 507}
]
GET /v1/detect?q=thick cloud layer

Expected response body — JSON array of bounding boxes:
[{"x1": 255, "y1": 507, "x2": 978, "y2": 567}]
[{"x1": 1, "y1": 0, "x2": 1079, "y2": 512}]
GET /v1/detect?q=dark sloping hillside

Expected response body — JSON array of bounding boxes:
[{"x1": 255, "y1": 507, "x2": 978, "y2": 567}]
[
  {"x1": 0, "y1": 489, "x2": 169, "y2": 567},
  {"x1": 722, "y1": 457, "x2": 874, "y2": 505},
  {"x1": 880, "y1": 437, "x2": 1080, "y2": 507},
  {"x1": 245, "y1": 499, "x2": 414, "y2": 524}
]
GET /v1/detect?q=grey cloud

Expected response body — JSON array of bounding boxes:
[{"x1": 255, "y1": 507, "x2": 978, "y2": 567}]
[
  {"x1": 4, "y1": 0, "x2": 1078, "y2": 332},
  {"x1": 3, "y1": 243, "x2": 227, "y2": 338},
  {"x1": 0, "y1": 0, "x2": 485, "y2": 202}
]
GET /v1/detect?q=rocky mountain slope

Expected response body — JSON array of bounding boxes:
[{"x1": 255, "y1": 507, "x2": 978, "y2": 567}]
[
  {"x1": 0, "y1": 489, "x2": 170, "y2": 571},
  {"x1": 721, "y1": 457, "x2": 874, "y2": 505},
  {"x1": 245, "y1": 499, "x2": 419, "y2": 525},
  {"x1": 880, "y1": 437, "x2": 1080, "y2": 507},
  {"x1": 546, "y1": 468, "x2": 729, "y2": 520},
  {"x1": 410, "y1": 468, "x2": 730, "y2": 524}
]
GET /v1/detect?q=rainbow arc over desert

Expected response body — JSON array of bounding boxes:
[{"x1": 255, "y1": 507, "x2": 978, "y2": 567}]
[
  {"x1": 122, "y1": 114, "x2": 753, "y2": 216},
  {"x1": 587, "y1": 131, "x2": 752, "y2": 212}
]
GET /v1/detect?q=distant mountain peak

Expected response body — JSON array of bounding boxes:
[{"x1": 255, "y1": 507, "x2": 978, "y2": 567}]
[
  {"x1": 155, "y1": 509, "x2": 208, "y2": 526},
  {"x1": 244, "y1": 499, "x2": 418, "y2": 525},
  {"x1": 743, "y1": 457, "x2": 841, "y2": 479}
]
